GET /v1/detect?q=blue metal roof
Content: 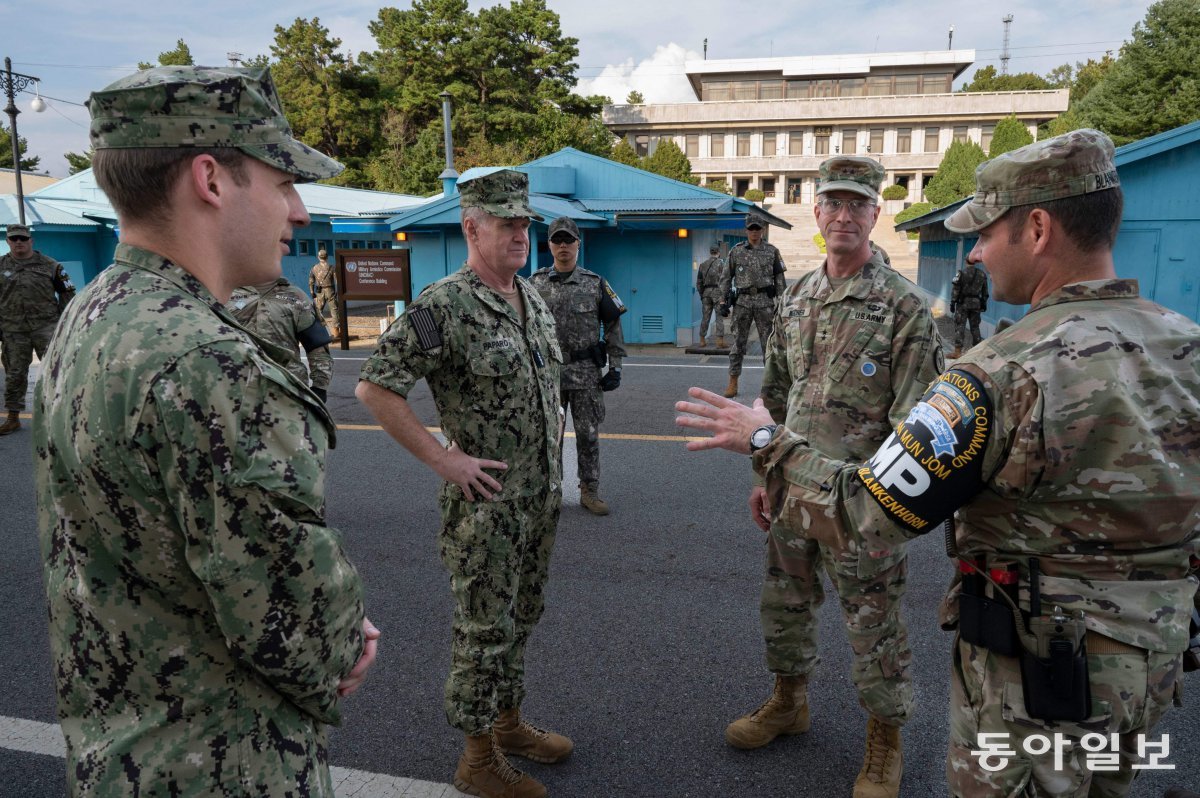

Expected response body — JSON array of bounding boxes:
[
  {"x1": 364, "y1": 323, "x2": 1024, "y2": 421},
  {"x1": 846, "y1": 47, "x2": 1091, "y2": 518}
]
[
  {"x1": 893, "y1": 198, "x2": 969, "y2": 233},
  {"x1": 0, "y1": 197, "x2": 103, "y2": 228},
  {"x1": 1114, "y1": 119, "x2": 1200, "y2": 167},
  {"x1": 384, "y1": 192, "x2": 608, "y2": 231},
  {"x1": 579, "y1": 197, "x2": 734, "y2": 213}
]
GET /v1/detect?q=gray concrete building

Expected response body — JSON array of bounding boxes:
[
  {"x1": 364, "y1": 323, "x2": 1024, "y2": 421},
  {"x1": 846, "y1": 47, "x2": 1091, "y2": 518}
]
[{"x1": 604, "y1": 50, "x2": 1068, "y2": 209}]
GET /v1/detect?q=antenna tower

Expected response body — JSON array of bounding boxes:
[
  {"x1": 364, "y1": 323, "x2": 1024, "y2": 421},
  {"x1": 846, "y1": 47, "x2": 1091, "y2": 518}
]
[{"x1": 1000, "y1": 15, "x2": 1013, "y2": 75}]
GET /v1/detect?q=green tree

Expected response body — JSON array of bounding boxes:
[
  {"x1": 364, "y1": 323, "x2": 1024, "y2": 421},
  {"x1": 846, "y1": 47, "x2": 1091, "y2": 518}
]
[
  {"x1": 706, "y1": 179, "x2": 730, "y2": 195},
  {"x1": 881, "y1": 184, "x2": 909, "y2": 201},
  {"x1": 988, "y1": 115, "x2": 1033, "y2": 158},
  {"x1": 138, "y1": 39, "x2": 194, "y2": 70},
  {"x1": 270, "y1": 17, "x2": 380, "y2": 186},
  {"x1": 64, "y1": 150, "x2": 93, "y2": 175},
  {"x1": 0, "y1": 124, "x2": 39, "y2": 171},
  {"x1": 1068, "y1": 55, "x2": 1116, "y2": 105},
  {"x1": 1045, "y1": 109, "x2": 1085, "y2": 138},
  {"x1": 642, "y1": 139, "x2": 697, "y2": 184},
  {"x1": 626, "y1": 90, "x2": 644, "y2": 104},
  {"x1": 894, "y1": 202, "x2": 934, "y2": 239},
  {"x1": 925, "y1": 140, "x2": 986, "y2": 207},
  {"x1": 1076, "y1": 0, "x2": 1200, "y2": 144},
  {"x1": 367, "y1": 121, "x2": 444, "y2": 195},
  {"x1": 961, "y1": 65, "x2": 1052, "y2": 92},
  {"x1": 609, "y1": 138, "x2": 641, "y2": 167}
]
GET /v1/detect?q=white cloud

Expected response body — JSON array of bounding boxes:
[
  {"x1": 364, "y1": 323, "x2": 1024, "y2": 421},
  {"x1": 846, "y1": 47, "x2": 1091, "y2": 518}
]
[{"x1": 577, "y1": 43, "x2": 700, "y2": 104}]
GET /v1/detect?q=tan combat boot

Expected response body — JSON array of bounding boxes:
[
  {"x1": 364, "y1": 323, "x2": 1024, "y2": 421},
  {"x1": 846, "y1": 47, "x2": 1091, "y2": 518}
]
[
  {"x1": 853, "y1": 716, "x2": 903, "y2": 798},
  {"x1": 699, "y1": 336, "x2": 708, "y2": 348},
  {"x1": 724, "y1": 674, "x2": 811, "y2": 749},
  {"x1": 716, "y1": 336, "x2": 728, "y2": 349},
  {"x1": 494, "y1": 708, "x2": 574, "y2": 764},
  {"x1": 580, "y1": 484, "x2": 610, "y2": 516},
  {"x1": 0, "y1": 411, "x2": 20, "y2": 436},
  {"x1": 722, "y1": 375, "x2": 739, "y2": 398},
  {"x1": 453, "y1": 733, "x2": 547, "y2": 798}
]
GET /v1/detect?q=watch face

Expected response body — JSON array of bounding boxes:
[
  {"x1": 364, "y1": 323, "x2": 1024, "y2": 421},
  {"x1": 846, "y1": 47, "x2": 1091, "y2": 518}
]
[{"x1": 751, "y1": 426, "x2": 773, "y2": 449}]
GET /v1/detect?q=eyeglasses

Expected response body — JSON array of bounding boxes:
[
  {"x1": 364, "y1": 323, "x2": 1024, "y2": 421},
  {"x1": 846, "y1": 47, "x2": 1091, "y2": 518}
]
[
  {"x1": 7, "y1": 235, "x2": 30, "y2": 242},
  {"x1": 549, "y1": 235, "x2": 577, "y2": 245},
  {"x1": 818, "y1": 198, "x2": 876, "y2": 216}
]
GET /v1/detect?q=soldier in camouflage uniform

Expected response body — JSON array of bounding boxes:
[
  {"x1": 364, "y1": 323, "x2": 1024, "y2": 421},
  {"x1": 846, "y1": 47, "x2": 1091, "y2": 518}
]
[
  {"x1": 950, "y1": 262, "x2": 989, "y2": 357},
  {"x1": 309, "y1": 248, "x2": 341, "y2": 337},
  {"x1": 696, "y1": 244, "x2": 727, "y2": 348},
  {"x1": 0, "y1": 223, "x2": 75, "y2": 435},
  {"x1": 722, "y1": 214, "x2": 785, "y2": 397},
  {"x1": 529, "y1": 216, "x2": 626, "y2": 516},
  {"x1": 679, "y1": 130, "x2": 1200, "y2": 797},
  {"x1": 357, "y1": 170, "x2": 569, "y2": 798},
  {"x1": 32, "y1": 66, "x2": 378, "y2": 797},
  {"x1": 229, "y1": 276, "x2": 335, "y2": 403},
  {"x1": 724, "y1": 156, "x2": 943, "y2": 798}
]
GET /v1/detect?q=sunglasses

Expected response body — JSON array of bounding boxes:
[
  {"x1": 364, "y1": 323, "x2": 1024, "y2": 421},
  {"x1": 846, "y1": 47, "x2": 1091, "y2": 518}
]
[
  {"x1": 7, "y1": 235, "x2": 30, "y2": 242},
  {"x1": 549, "y1": 235, "x2": 577, "y2": 245}
]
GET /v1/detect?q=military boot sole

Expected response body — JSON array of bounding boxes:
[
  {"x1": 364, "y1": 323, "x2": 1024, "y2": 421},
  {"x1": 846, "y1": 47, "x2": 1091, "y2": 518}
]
[
  {"x1": 724, "y1": 703, "x2": 811, "y2": 749},
  {"x1": 452, "y1": 775, "x2": 548, "y2": 798}
]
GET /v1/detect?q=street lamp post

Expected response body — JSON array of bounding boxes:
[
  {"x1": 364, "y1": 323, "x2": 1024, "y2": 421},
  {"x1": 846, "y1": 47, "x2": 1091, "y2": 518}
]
[{"x1": 2, "y1": 57, "x2": 40, "y2": 226}]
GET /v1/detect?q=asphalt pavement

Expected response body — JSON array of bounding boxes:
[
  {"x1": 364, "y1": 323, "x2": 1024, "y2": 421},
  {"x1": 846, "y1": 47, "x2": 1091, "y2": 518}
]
[{"x1": 1, "y1": 347, "x2": 1196, "y2": 797}]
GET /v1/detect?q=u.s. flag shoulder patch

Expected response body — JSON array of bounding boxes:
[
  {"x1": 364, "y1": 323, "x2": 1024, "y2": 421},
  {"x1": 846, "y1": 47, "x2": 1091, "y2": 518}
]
[{"x1": 408, "y1": 306, "x2": 443, "y2": 351}]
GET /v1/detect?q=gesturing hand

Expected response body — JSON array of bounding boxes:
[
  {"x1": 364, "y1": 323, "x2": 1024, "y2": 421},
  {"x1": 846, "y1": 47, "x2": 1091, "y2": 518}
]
[{"x1": 674, "y1": 387, "x2": 775, "y2": 455}]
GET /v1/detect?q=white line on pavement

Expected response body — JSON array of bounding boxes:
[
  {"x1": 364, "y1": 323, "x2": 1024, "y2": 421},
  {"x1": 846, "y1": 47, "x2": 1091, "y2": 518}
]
[{"x1": 0, "y1": 715, "x2": 462, "y2": 798}]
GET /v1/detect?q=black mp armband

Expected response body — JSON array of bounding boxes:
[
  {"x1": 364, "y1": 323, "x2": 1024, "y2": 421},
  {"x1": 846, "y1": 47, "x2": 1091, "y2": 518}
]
[
  {"x1": 855, "y1": 369, "x2": 992, "y2": 534},
  {"x1": 599, "y1": 279, "x2": 627, "y2": 323},
  {"x1": 297, "y1": 319, "x2": 333, "y2": 352}
]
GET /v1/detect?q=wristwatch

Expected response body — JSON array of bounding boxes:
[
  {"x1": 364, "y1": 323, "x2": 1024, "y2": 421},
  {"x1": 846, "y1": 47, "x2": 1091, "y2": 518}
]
[{"x1": 749, "y1": 424, "x2": 779, "y2": 453}]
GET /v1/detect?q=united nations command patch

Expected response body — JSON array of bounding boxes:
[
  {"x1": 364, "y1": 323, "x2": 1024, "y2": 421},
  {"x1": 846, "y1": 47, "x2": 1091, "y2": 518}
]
[
  {"x1": 408, "y1": 306, "x2": 442, "y2": 351},
  {"x1": 855, "y1": 369, "x2": 992, "y2": 534}
]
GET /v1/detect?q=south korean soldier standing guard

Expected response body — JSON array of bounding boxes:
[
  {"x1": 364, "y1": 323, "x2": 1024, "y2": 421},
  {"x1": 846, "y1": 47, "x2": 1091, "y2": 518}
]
[
  {"x1": 530, "y1": 215, "x2": 627, "y2": 515},
  {"x1": 722, "y1": 213, "x2": 785, "y2": 397}
]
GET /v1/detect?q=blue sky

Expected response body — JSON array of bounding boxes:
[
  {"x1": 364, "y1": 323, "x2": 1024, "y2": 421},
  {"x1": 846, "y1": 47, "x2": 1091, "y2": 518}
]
[{"x1": 11, "y1": 0, "x2": 1154, "y2": 176}]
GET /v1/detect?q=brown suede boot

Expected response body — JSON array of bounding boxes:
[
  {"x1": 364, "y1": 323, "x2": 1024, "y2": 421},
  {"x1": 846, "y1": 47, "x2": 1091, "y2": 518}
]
[
  {"x1": 698, "y1": 336, "x2": 707, "y2": 348},
  {"x1": 580, "y1": 484, "x2": 609, "y2": 516},
  {"x1": 0, "y1": 412, "x2": 20, "y2": 436},
  {"x1": 724, "y1": 674, "x2": 810, "y2": 749},
  {"x1": 722, "y1": 375, "x2": 739, "y2": 398},
  {"x1": 453, "y1": 733, "x2": 547, "y2": 798},
  {"x1": 494, "y1": 708, "x2": 573, "y2": 764},
  {"x1": 853, "y1": 716, "x2": 903, "y2": 798},
  {"x1": 716, "y1": 336, "x2": 728, "y2": 349}
]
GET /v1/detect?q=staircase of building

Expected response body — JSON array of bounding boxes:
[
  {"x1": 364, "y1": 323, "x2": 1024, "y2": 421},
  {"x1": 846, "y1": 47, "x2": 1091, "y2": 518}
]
[{"x1": 761, "y1": 202, "x2": 919, "y2": 283}]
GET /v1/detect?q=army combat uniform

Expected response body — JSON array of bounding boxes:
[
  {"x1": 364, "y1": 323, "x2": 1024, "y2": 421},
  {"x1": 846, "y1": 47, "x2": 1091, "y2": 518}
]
[
  {"x1": 0, "y1": 246, "x2": 75, "y2": 416},
  {"x1": 759, "y1": 248, "x2": 944, "y2": 727},
  {"x1": 725, "y1": 238, "x2": 785, "y2": 377},
  {"x1": 696, "y1": 251, "x2": 727, "y2": 345},
  {"x1": 361, "y1": 265, "x2": 563, "y2": 734},
  {"x1": 951, "y1": 263, "x2": 989, "y2": 354},
  {"x1": 309, "y1": 255, "x2": 340, "y2": 334},
  {"x1": 228, "y1": 277, "x2": 334, "y2": 395},
  {"x1": 33, "y1": 243, "x2": 366, "y2": 797},
  {"x1": 529, "y1": 264, "x2": 625, "y2": 498}
]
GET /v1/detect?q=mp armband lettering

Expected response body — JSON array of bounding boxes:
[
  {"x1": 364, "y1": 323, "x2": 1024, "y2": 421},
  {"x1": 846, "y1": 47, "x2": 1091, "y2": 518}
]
[{"x1": 855, "y1": 369, "x2": 991, "y2": 534}]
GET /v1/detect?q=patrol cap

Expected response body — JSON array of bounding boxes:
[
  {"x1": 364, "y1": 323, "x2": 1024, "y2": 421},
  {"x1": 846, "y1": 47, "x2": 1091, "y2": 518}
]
[
  {"x1": 745, "y1": 213, "x2": 766, "y2": 230},
  {"x1": 945, "y1": 129, "x2": 1119, "y2": 234},
  {"x1": 458, "y1": 169, "x2": 544, "y2": 221},
  {"x1": 817, "y1": 156, "x2": 886, "y2": 200},
  {"x1": 5, "y1": 224, "x2": 31, "y2": 237},
  {"x1": 709, "y1": 245, "x2": 719, "y2": 254},
  {"x1": 86, "y1": 66, "x2": 343, "y2": 182},
  {"x1": 547, "y1": 216, "x2": 579, "y2": 240}
]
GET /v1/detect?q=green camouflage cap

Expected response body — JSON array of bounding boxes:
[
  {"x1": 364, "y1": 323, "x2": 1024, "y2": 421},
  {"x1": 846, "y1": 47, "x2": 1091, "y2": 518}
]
[
  {"x1": 5, "y1": 223, "x2": 31, "y2": 237},
  {"x1": 745, "y1": 212, "x2": 766, "y2": 229},
  {"x1": 547, "y1": 216, "x2": 579, "y2": 240},
  {"x1": 87, "y1": 66, "x2": 343, "y2": 183},
  {"x1": 817, "y1": 156, "x2": 885, "y2": 200},
  {"x1": 458, "y1": 169, "x2": 544, "y2": 220},
  {"x1": 945, "y1": 128, "x2": 1119, "y2": 234}
]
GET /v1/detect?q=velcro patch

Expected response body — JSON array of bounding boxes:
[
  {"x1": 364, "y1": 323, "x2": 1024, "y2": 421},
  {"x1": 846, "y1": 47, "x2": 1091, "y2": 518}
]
[
  {"x1": 408, "y1": 306, "x2": 442, "y2": 351},
  {"x1": 855, "y1": 369, "x2": 991, "y2": 534}
]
